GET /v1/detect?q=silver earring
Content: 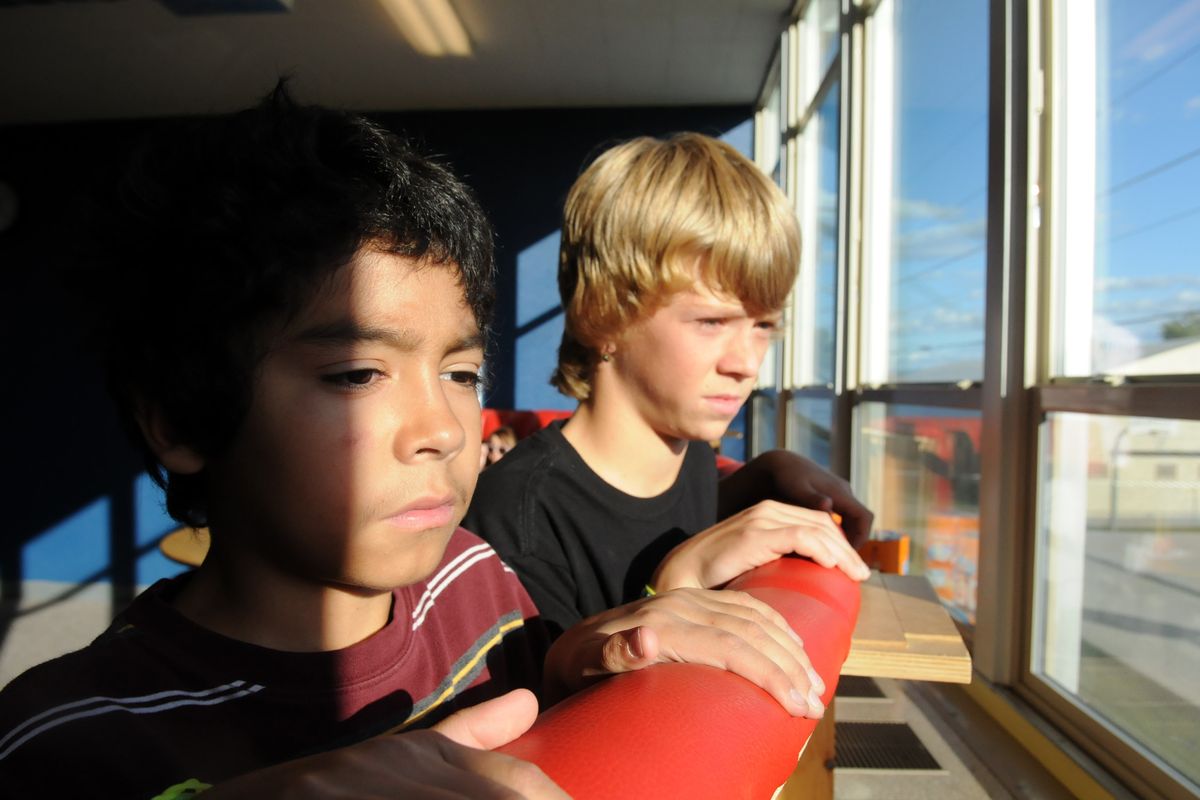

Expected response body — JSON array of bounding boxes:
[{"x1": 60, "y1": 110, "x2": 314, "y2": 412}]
[{"x1": 600, "y1": 353, "x2": 612, "y2": 362}]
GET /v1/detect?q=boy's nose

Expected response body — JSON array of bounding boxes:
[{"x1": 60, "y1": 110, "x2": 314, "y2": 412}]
[
  {"x1": 393, "y1": 378, "x2": 466, "y2": 462},
  {"x1": 718, "y1": 327, "x2": 763, "y2": 379}
]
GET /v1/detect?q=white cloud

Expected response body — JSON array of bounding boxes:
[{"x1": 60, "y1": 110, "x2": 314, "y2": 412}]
[
  {"x1": 899, "y1": 198, "x2": 968, "y2": 222},
  {"x1": 896, "y1": 218, "x2": 987, "y2": 261},
  {"x1": 1121, "y1": 0, "x2": 1200, "y2": 63},
  {"x1": 893, "y1": 306, "x2": 982, "y2": 334},
  {"x1": 1096, "y1": 274, "x2": 1200, "y2": 292}
]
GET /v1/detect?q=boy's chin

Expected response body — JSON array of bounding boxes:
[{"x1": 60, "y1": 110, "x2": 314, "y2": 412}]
[
  {"x1": 684, "y1": 420, "x2": 735, "y2": 444},
  {"x1": 356, "y1": 525, "x2": 458, "y2": 591}
]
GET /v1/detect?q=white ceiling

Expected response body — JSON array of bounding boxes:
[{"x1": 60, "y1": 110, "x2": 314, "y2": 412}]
[{"x1": 0, "y1": 0, "x2": 791, "y2": 125}]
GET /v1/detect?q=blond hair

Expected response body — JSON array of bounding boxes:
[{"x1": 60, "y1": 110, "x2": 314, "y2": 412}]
[{"x1": 551, "y1": 133, "x2": 801, "y2": 400}]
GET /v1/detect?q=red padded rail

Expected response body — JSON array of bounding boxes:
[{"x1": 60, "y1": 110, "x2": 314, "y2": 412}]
[{"x1": 500, "y1": 557, "x2": 861, "y2": 799}]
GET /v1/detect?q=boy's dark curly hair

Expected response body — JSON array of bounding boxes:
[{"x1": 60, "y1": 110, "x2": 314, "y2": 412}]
[{"x1": 86, "y1": 81, "x2": 495, "y2": 527}]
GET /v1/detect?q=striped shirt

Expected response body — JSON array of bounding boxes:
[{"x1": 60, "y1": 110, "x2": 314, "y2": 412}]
[{"x1": 0, "y1": 528, "x2": 545, "y2": 799}]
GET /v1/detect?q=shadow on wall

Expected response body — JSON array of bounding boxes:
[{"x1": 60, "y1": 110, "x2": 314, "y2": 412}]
[{"x1": 0, "y1": 103, "x2": 751, "y2": 653}]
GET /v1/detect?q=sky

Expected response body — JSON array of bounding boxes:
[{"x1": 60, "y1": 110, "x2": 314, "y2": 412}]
[{"x1": 887, "y1": 0, "x2": 1199, "y2": 381}]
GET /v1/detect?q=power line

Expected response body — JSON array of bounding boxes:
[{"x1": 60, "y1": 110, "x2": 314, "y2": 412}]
[
  {"x1": 1103, "y1": 144, "x2": 1200, "y2": 196},
  {"x1": 897, "y1": 243, "x2": 985, "y2": 284},
  {"x1": 1101, "y1": 202, "x2": 1200, "y2": 246},
  {"x1": 1108, "y1": 39, "x2": 1200, "y2": 110},
  {"x1": 1107, "y1": 308, "x2": 1200, "y2": 328}
]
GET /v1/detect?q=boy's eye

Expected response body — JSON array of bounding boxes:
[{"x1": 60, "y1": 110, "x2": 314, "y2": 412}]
[
  {"x1": 442, "y1": 370, "x2": 482, "y2": 389},
  {"x1": 323, "y1": 368, "x2": 384, "y2": 390}
]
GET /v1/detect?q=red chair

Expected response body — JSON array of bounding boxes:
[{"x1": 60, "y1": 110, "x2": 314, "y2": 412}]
[
  {"x1": 481, "y1": 408, "x2": 573, "y2": 440},
  {"x1": 500, "y1": 557, "x2": 860, "y2": 799}
]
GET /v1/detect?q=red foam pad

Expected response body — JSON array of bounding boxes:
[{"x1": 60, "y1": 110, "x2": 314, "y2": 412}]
[{"x1": 500, "y1": 558, "x2": 860, "y2": 799}]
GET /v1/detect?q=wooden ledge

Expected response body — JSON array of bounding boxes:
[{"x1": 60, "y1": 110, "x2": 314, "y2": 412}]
[{"x1": 842, "y1": 572, "x2": 972, "y2": 683}]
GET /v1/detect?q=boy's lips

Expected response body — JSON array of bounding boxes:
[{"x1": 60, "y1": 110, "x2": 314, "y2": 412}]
[
  {"x1": 704, "y1": 394, "x2": 746, "y2": 416},
  {"x1": 385, "y1": 495, "x2": 456, "y2": 529}
]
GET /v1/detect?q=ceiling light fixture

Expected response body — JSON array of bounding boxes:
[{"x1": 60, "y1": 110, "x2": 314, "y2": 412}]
[
  {"x1": 378, "y1": 0, "x2": 472, "y2": 58},
  {"x1": 158, "y1": 0, "x2": 293, "y2": 15}
]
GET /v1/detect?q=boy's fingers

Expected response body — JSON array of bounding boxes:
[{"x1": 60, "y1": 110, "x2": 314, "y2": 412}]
[
  {"x1": 709, "y1": 594, "x2": 827, "y2": 718},
  {"x1": 434, "y1": 738, "x2": 570, "y2": 799},
  {"x1": 833, "y1": 497, "x2": 874, "y2": 547},
  {"x1": 702, "y1": 591, "x2": 813, "y2": 672},
  {"x1": 597, "y1": 626, "x2": 660, "y2": 674},
  {"x1": 750, "y1": 503, "x2": 871, "y2": 580},
  {"x1": 431, "y1": 693, "x2": 570, "y2": 798},
  {"x1": 656, "y1": 614, "x2": 820, "y2": 718},
  {"x1": 644, "y1": 590, "x2": 821, "y2": 717},
  {"x1": 727, "y1": 516, "x2": 870, "y2": 582},
  {"x1": 792, "y1": 526, "x2": 871, "y2": 581},
  {"x1": 433, "y1": 689, "x2": 539, "y2": 750}
]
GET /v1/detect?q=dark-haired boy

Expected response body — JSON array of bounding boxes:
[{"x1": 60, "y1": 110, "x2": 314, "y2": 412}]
[{"x1": 0, "y1": 87, "x2": 820, "y2": 799}]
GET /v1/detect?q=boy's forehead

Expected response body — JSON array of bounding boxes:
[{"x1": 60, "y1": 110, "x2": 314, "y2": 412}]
[{"x1": 282, "y1": 250, "x2": 481, "y2": 342}]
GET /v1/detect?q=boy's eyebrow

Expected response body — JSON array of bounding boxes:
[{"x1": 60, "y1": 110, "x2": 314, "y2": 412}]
[{"x1": 294, "y1": 321, "x2": 484, "y2": 354}]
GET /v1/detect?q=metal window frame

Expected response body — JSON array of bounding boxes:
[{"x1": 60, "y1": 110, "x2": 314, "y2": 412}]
[
  {"x1": 754, "y1": 0, "x2": 1200, "y2": 797},
  {"x1": 1008, "y1": 1, "x2": 1200, "y2": 797}
]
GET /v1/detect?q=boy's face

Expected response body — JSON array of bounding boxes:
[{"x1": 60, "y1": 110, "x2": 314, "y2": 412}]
[
  {"x1": 607, "y1": 278, "x2": 780, "y2": 446},
  {"x1": 204, "y1": 248, "x2": 485, "y2": 593}
]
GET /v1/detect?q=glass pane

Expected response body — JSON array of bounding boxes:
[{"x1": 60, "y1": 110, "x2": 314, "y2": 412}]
[
  {"x1": 815, "y1": 0, "x2": 841, "y2": 77},
  {"x1": 787, "y1": 395, "x2": 834, "y2": 469},
  {"x1": 793, "y1": 83, "x2": 840, "y2": 387},
  {"x1": 759, "y1": 81, "x2": 783, "y2": 185},
  {"x1": 1032, "y1": 413, "x2": 1200, "y2": 787},
  {"x1": 867, "y1": 0, "x2": 989, "y2": 382},
  {"x1": 816, "y1": 87, "x2": 840, "y2": 386},
  {"x1": 748, "y1": 389, "x2": 779, "y2": 458},
  {"x1": 1053, "y1": 0, "x2": 1200, "y2": 378},
  {"x1": 854, "y1": 402, "x2": 982, "y2": 623}
]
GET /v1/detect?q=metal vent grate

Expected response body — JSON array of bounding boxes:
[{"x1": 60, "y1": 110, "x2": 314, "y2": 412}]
[
  {"x1": 835, "y1": 675, "x2": 887, "y2": 698},
  {"x1": 834, "y1": 722, "x2": 943, "y2": 771}
]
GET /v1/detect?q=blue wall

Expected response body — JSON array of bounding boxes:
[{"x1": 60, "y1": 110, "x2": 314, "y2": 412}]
[{"x1": 0, "y1": 104, "x2": 751, "y2": 594}]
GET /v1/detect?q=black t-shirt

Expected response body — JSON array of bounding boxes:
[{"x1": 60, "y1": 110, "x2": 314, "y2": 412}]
[{"x1": 463, "y1": 420, "x2": 719, "y2": 638}]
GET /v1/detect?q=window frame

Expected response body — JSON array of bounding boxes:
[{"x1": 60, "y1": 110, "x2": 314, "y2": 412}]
[
  {"x1": 754, "y1": 0, "x2": 1200, "y2": 796},
  {"x1": 1013, "y1": 2, "x2": 1200, "y2": 796}
]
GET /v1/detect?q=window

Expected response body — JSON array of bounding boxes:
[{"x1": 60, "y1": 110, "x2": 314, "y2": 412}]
[
  {"x1": 858, "y1": 0, "x2": 990, "y2": 621},
  {"x1": 863, "y1": 0, "x2": 990, "y2": 385},
  {"x1": 854, "y1": 402, "x2": 982, "y2": 622},
  {"x1": 749, "y1": 0, "x2": 843, "y2": 461},
  {"x1": 1025, "y1": 1, "x2": 1200, "y2": 794},
  {"x1": 1031, "y1": 415, "x2": 1199, "y2": 790},
  {"x1": 1049, "y1": 0, "x2": 1200, "y2": 380},
  {"x1": 754, "y1": 0, "x2": 1199, "y2": 795}
]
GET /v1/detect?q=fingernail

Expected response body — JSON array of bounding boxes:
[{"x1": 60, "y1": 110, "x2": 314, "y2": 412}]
[
  {"x1": 789, "y1": 688, "x2": 809, "y2": 715},
  {"x1": 787, "y1": 626, "x2": 804, "y2": 646},
  {"x1": 807, "y1": 668, "x2": 825, "y2": 696},
  {"x1": 807, "y1": 688, "x2": 825, "y2": 716},
  {"x1": 627, "y1": 628, "x2": 645, "y2": 660}
]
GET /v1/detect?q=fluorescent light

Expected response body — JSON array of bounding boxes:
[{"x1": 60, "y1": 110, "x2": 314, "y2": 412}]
[{"x1": 379, "y1": 0, "x2": 472, "y2": 57}]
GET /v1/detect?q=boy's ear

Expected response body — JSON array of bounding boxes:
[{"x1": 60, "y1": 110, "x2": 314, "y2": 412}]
[{"x1": 135, "y1": 402, "x2": 206, "y2": 475}]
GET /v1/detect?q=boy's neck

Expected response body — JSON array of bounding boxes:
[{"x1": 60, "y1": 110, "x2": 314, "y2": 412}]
[
  {"x1": 172, "y1": 547, "x2": 393, "y2": 653},
  {"x1": 561, "y1": 396, "x2": 688, "y2": 498}
]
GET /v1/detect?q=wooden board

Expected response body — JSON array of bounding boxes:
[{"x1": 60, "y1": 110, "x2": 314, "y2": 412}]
[
  {"x1": 775, "y1": 699, "x2": 835, "y2": 799},
  {"x1": 842, "y1": 573, "x2": 972, "y2": 684}
]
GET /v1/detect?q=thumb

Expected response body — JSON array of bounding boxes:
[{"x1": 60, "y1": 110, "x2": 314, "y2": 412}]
[
  {"x1": 598, "y1": 626, "x2": 661, "y2": 675},
  {"x1": 432, "y1": 688, "x2": 539, "y2": 750}
]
